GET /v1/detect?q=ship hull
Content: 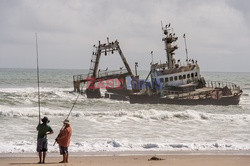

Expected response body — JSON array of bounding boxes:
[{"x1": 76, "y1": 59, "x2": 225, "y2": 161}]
[{"x1": 129, "y1": 94, "x2": 241, "y2": 106}]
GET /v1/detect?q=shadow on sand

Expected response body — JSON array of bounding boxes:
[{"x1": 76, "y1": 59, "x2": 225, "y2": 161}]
[{"x1": 10, "y1": 162, "x2": 60, "y2": 165}]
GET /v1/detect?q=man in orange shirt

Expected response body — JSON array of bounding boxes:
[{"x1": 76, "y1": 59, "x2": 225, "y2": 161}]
[{"x1": 56, "y1": 119, "x2": 72, "y2": 163}]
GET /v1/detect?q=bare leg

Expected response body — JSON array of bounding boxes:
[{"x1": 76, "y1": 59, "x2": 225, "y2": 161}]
[
  {"x1": 38, "y1": 152, "x2": 42, "y2": 163},
  {"x1": 65, "y1": 153, "x2": 68, "y2": 163},
  {"x1": 42, "y1": 152, "x2": 46, "y2": 163},
  {"x1": 63, "y1": 154, "x2": 67, "y2": 163},
  {"x1": 59, "y1": 154, "x2": 66, "y2": 163}
]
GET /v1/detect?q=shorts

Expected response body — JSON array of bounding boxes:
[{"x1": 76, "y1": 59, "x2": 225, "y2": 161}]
[
  {"x1": 59, "y1": 146, "x2": 68, "y2": 155},
  {"x1": 37, "y1": 138, "x2": 48, "y2": 152}
]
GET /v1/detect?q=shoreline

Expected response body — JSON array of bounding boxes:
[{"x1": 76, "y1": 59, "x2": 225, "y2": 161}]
[
  {"x1": 0, "y1": 152, "x2": 249, "y2": 166},
  {"x1": 1, "y1": 150, "x2": 250, "y2": 158}
]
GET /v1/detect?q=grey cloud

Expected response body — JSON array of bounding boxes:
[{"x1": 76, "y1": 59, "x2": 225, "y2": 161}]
[{"x1": 0, "y1": 0, "x2": 249, "y2": 72}]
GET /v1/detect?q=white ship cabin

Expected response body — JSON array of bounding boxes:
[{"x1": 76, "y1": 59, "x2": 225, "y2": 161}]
[
  {"x1": 149, "y1": 23, "x2": 202, "y2": 91},
  {"x1": 151, "y1": 62, "x2": 201, "y2": 87}
]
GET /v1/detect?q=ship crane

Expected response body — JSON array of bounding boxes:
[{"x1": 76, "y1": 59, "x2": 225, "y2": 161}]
[{"x1": 73, "y1": 38, "x2": 135, "y2": 98}]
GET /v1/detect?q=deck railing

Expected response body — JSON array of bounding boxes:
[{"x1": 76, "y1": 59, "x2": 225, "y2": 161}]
[
  {"x1": 73, "y1": 69, "x2": 128, "y2": 82},
  {"x1": 205, "y1": 81, "x2": 239, "y2": 90},
  {"x1": 162, "y1": 81, "x2": 241, "y2": 99},
  {"x1": 97, "y1": 69, "x2": 128, "y2": 78},
  {"x1": 163, "y1": 90, "x2": 199, "y2": 99},
  {"x1": 73, "y1": 74, "x2": 88, "y2": 82}
]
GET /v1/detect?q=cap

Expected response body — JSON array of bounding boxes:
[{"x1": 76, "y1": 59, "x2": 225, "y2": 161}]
[
  {"x1": 41, "y1": 116, "x2": 50, "y2": 123},
  {"x1": 63, "y1": 119, "x2": 70, "y2": 124}
]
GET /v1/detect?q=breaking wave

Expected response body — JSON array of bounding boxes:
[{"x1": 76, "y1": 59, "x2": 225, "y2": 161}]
[
  {"x1": 1, "y1": 139, "x2": 250, "y2": 153},
  {"x1": 1, "y1": 106, "x2": 250, "y2": 123}
]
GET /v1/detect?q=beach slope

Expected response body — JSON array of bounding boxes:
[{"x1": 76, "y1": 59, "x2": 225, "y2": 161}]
[{"x1": 1, "y1": 154, "x2": 250, "y2": 166}]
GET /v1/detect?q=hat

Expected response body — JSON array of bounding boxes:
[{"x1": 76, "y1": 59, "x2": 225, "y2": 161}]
[
  {"x1": 63, "y1": 119, "x2": 70, "y2": 124},
  {"x1": 41, "y1": 116, "x2": 50, "y2": 123}
]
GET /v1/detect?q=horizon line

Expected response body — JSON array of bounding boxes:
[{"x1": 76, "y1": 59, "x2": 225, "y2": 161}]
[{"x1": 0, "y1": 67, "x2": 249, "y2": 73}]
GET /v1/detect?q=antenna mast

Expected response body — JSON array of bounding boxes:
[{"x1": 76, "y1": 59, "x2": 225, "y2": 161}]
[
  {"x1": 162, "y1": 23, "x2": 178, "y2": 69},
  {"x1": 183, "y1": 34, "x2": 189, "y2": 61},
  {"x1": 150, "y1": 51, "x2": 154, "y2": 64}
]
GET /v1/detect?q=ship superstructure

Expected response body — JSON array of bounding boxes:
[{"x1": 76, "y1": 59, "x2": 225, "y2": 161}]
[
  {"x1": 150, "y1": 24, "x2": 204, "y2": 95},
  {"x1": 73, "y1": 23, "x2": 242, "y2": 105},
  {"x1": 128, "y1": 23, "x2": 242, "y2": 105}
]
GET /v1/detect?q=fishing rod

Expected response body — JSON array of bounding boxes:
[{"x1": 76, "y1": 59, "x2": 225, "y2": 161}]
[
  {"x1": 36, "y1": 33, "x2": 41, "y2": 124},
  {"x1": 53, "y1": 93, "x2": 80, "y2": 146}
]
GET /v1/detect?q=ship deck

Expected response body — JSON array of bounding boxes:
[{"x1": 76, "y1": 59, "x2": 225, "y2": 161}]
[{"x1": 163, "y1": 87, "x2": 238, "y2": 99}]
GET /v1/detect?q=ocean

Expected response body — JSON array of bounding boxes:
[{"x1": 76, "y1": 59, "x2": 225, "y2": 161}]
[{"x1": 0, "y1": 68, "x2": 250, "y2": 153}]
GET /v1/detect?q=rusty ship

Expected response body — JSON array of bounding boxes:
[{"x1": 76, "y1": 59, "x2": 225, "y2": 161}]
[{"x1": 73, "y1": 24, "x2": 242, "y2": 105}]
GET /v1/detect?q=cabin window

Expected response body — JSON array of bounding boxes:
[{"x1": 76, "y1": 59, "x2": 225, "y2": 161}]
[
  {"x1": 191, "y1": 73, "x2": 194, "y2": 78},
  {"x1": 160, "y1": 78, "x2": 164, "y2": 82},
  {"x1": 179, "y1": 75, "x2": 182, "y2": 80},
  {"x1": 195, "y1": 72, "x2": 198, "y2": 77},
  {"x1": 170, "y1": 77, "x2": 173, "y2": 81},
  {"x1": 174, "y1": 76, "x2": 178, "y2": 81},
  {"x1": 187, "y1": 74, "x2": 190, "y2": 78},
  {"x1": 165, "y1": 77, "x2": 169, "y2": 82},
  {"x1": 183, "y1": 75, "x2": 186, "y2": 79}
]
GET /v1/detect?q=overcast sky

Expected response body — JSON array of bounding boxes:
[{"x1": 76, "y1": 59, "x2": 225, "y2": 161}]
[{"x1": 0, "y1": 0, "x2": 249, "y2": 72}]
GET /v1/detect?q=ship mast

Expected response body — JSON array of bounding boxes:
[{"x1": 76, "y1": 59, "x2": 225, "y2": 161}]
[
  {"x1": 162, "y1": 23, "x2": 178, "y2": 69},
  {"x1": 183, "y1": 33, "x2": 189, "y2": 61}
]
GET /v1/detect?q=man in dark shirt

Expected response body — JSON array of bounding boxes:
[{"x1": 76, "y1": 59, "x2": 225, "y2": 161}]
[{"x1": 37, "y1": 117, "x2": 53, "y2": 163}]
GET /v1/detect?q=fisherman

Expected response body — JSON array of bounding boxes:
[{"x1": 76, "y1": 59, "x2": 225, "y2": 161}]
[
  {"x1": 56, "y1": 119, "x2": 72, "y2": 163},
  {"x1": 37, "y1": 116, "x2": 54, "y2": 164}
]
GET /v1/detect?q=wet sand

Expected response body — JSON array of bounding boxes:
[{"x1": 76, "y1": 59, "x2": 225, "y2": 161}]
[{"x1": 0, "y1": 152, "x2": 250, "y2": 166}]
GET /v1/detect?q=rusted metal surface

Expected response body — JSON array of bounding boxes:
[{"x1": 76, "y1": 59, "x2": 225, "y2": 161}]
[
  {"x1": 73, "y1": 69, "x2": 129, "y2": 83},
  {"x1": 73, "y1": 38, "x2": 135, "y2": 95}
]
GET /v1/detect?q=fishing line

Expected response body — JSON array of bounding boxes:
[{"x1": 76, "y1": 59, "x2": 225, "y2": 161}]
[
  {"x1": 65, "y1": 93, "x2": 80, "y2": 121},
  {"x1": 53, "y1": 92, "x2": 80, "y2": 145}
]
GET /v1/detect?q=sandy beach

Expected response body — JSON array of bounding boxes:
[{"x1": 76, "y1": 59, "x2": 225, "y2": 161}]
[{"x1": 0, "y1": 152, "x2": 250, "y2": 166}]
